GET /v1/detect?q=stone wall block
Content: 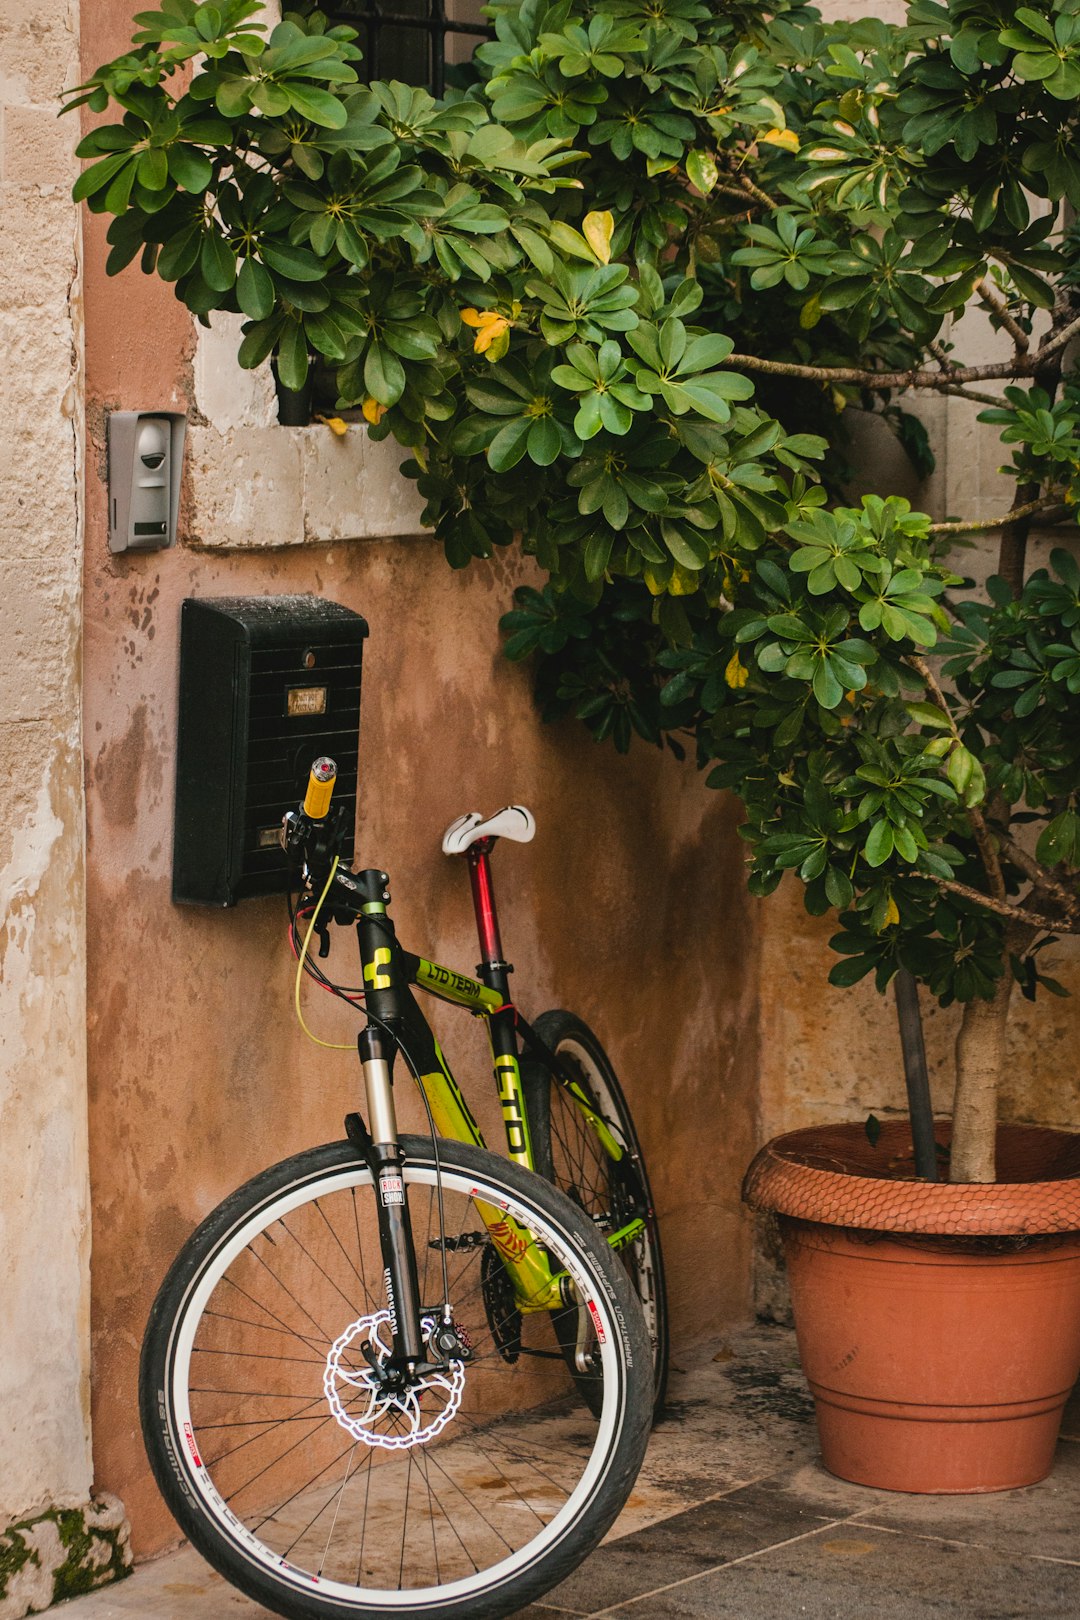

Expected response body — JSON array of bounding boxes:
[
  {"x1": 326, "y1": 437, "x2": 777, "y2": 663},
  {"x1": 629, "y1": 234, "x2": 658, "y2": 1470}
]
[
  {"x1": 0, "y1": 8, "x2": 79, "y2": 103},
  {"x1": 0, "y1": 560, "x2": 76, "y2": 722},
  {"x1": 0, "y1": 194, "x2": 77, "y2": 310},
  {"x1": 185, "y1": 424, "x2": 304, "y2": 548},
  {"x1": 301, "y1": 425, "x2": 424, "y2": 542},
  {"x1": 1, "y1": 105, "x2": 79, "y2": 186},
  {"x1": 192, "y1": 313, "x2": 278, "y2": 433},
  {"x1": 184, "y1": 421, "x2": 425, "y2": 549}
]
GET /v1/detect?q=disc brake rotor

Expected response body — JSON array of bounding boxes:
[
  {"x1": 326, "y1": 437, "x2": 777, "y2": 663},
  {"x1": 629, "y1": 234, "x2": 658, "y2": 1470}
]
[{"x1": 323, "y1": 1311, "x2": 465, "y2": 1450}]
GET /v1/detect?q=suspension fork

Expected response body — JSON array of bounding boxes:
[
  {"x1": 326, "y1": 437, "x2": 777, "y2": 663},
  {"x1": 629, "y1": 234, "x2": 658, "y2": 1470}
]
[
  {"x1": 351, "y1": 869, "x2": 426, "y2": 1369},
  {"x1": 354, "y1": 1027, "x2": 426, "y2": 1367}
]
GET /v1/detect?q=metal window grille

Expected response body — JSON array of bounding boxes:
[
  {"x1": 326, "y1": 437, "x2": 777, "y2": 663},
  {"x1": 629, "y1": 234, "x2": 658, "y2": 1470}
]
[{"x1": 313, "y1": 1, "x2": 492, "y2": 96}]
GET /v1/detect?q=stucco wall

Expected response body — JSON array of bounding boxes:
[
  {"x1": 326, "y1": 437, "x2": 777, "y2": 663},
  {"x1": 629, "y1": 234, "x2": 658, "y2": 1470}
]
[
  {"x1": 80, "y1": 0, "x2": 759, "y2": 1558},
  {"x1": 69, "y1": 0, "x2": 1080, "y2": 1569},
  {"x1": 0, "y1": 0, "x2": 93, "y2": 1526}
]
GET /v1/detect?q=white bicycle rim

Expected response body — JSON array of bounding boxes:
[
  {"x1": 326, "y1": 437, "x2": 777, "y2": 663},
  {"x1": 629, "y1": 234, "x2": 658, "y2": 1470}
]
[{"x1": 162, "y1": 1157, "x2": 628, "y2": 1613}]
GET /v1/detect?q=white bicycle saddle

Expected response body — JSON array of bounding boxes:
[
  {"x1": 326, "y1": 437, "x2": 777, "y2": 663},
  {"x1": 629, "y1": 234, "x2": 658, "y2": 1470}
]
[{"x1": 441, "y1": 805, "x2": 536, "y2": 856}]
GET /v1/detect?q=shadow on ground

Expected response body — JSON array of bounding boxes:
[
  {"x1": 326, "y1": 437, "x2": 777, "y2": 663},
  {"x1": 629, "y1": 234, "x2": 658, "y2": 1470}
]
[{"x1": 56, "y1": 1325, "x2": 1080, "y2": 1620}]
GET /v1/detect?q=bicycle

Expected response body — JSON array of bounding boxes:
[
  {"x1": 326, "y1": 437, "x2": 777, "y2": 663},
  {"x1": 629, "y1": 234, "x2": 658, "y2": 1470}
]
[{"x1": 139, "y1": 758, "x2": 662, "y2": 1620}]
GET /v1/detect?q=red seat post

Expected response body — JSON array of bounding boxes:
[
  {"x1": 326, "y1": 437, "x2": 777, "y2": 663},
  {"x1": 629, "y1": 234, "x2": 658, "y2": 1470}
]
[{"x1": 467, "y1": 838, "x2": 504, "y2": 970}]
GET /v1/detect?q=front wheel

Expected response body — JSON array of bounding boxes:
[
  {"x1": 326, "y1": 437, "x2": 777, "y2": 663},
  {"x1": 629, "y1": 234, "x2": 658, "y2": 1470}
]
[
  {"x1": 522, "y1": 1011, "x2": 669, "y2": 1418},
  {"x1": 140, "y1": 1135, "x2": 651, "y2": 1620}
]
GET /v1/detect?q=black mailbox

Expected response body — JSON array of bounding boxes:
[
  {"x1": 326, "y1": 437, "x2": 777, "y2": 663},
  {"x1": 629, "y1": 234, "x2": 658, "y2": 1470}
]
[{"x1": 172, "y1": 595, "x2": 368, "y2": 906}]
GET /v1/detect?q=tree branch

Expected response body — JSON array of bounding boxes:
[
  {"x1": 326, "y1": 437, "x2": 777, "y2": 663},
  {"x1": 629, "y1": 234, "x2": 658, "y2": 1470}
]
[
  {"x1": 726, "y1": 317, "x2": 1080, "y2": 394},
  {"x1": 993, "y1": 828, "x2": 1080, "y2": 920},
  {"x1": 912, "y1": 872, "x2": 1065, "y2": 933},
  {"x1": 975, "y1": 276, "x2": 1030, "y2": 355},
  {"x1": 929, "y1": 338, "x2": 959, "y2": 372},
  {"x1": 1036, "y1": 310, "x2": 1080, "y2": 364},
  {"x1": 926, "y1": 497, "x2": 1061, "y2": 536},
  {"x1": 726, "y1": 166, "x2": 779, "y2": 211},
  {"x1": 726, "y1": 353, "x2": 1022, "y2": 390},
  {"x1": 712, "y1": 183, "x2": 768, "y2": 212},
  {"x1": 905, "y1": 654, "x2": 1007, "y2": 902},
  {"x1": 937, "y1": 384, "x2": 1011, "y2": 409}
]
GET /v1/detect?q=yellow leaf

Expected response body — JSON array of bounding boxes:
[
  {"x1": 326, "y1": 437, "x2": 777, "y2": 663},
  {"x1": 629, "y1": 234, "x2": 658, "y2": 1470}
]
[
  {"x1": 472, "y1": 313, "x2": 511, "y2": 354},
  {"x1": 882, "y1": 896, "x2": 900, "y2": 929},
  {"x1": 725, "y1": 650, "x2": 749, "y2": 689},
  {"x1": 582, "y1": 209, "x2": 615, "y2": 264},
  {"x1": 460, "y1": 307, "x2": 488, "y2": 328},
  {"x1": 315, "y1": 414, "x2": 349, "y2": 437},
  {"x1": 482, "y1": 323, "x2": 511, "y2": 362},
  {"x1": 668, "y1": 564, "x2": 697, "y2": 596},
  {"x1": 760, "y1": 128, "x2": 800, "y2": 152},
  {"x1": 362, "y1": 397, "x2": 387, "y2": 425},
  {"x1": 643, "y1": 566, "x2": 668, "y2": 596}
]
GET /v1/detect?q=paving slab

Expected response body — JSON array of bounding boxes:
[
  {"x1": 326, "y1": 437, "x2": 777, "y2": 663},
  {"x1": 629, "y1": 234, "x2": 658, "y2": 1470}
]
[{"x1": 54, "y1": 1324, "x2": 1080, "y2": 1620}]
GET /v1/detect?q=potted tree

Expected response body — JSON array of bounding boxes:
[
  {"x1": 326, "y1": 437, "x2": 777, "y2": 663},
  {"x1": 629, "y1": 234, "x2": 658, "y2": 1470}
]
[{"x1": 69, "y1": 0, "x2": 1080, "y2": 1489}]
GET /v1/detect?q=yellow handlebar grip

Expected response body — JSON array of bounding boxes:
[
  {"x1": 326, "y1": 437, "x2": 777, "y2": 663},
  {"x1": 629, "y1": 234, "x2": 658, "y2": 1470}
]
[{"x1": 304, "y1": 756, "x2": 337, "y2": 820}]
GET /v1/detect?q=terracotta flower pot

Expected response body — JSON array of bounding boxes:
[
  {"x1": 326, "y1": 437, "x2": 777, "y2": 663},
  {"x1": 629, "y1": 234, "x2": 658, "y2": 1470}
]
[{"x1": 743, "y1": 1122, "x2": 1080, "y2": 1494}]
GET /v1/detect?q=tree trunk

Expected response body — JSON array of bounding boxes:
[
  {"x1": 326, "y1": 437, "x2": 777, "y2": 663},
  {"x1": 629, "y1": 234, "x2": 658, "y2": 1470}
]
[{"x1": 949, "y1": 969, "x2": 1015, "y2": 1182}]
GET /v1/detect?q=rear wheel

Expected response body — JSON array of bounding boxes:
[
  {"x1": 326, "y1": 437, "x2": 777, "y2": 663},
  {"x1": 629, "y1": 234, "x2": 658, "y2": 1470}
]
[
  {"x1": 523, "y1": 1011, "x2": 669, "y2": 1418},
  {"x1": 140, "y1": 1135, "x2": 651, "y2": 1620}
]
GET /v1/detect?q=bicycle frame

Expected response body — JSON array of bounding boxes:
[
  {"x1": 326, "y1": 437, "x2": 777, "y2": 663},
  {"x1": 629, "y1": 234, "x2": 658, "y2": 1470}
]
[{"x1": 299, "y1": 836, "x2": 643, "y2": 1369}]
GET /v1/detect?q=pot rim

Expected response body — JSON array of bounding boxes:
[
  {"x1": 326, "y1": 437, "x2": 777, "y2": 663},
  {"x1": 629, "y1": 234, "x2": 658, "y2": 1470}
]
[{"x1": 742, "y1": 1121, "x2": 1080, "y2": 1237}]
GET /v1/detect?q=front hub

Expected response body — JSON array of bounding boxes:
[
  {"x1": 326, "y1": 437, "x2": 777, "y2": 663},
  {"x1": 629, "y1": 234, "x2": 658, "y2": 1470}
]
[{"x1": 323, "y1": 1311, "x2": 466, "y2": 1450}]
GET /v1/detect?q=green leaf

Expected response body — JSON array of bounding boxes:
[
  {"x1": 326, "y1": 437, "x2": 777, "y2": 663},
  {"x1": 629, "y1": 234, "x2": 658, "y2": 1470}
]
[
  {"x1": 1036, "y1": 811, "x2": 1080, "y2": 868},
  {"x1": 828, "y1": 954, "x2": 877, "y2": 987},
  {"x1": 72, "y1": 150, "x2": 131, "y2": 203},
  {"x1": 276, "y1": 319, "x2": 308, "y2": 390},
  {"x1": 157, "y1": 225, "x2": 202, "y2": 281},
  {"x1": 363, "y1": 341, "x2": 405, "y2": 406},
  {"x1": 236, "y1": 254, "x2": 275, "y2": 319},
  {"x1": 285, "y1": 83, "x2": 348, "y2": 129},
  {"x1": 905, "y1": 700, "x2": 951, "y2": 730},
  {"x1": 138, "y1": 146, "x2": 169, "y2": 190},
  {"x1": 487, "y1": 415, "x2": 532, "y2": 472},
  {"x1": 261, "y1": 240, "x2": 327, "y2": 281},
  {"x1": 527, "y1": 414, "x2": 561, "y2": 465},
  {"x1": 200, "y1": 228, "x2": 236, "y2": 291},
  {"x1": 864, "y1": 820, "x2": 895, "y2": 867},
  {"x1": 686, "y1": 149, "x2": 718, "y2": 195},
  {"x1": 166, "y1": 144, "x2": 213, "y2": 192},
  {"x1": 946, "y1": 743, "x2": 986, "y2": 807}
]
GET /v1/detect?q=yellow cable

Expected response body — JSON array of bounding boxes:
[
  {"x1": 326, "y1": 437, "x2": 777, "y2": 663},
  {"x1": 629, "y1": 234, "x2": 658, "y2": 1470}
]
[{"x1": 293, "y1": 856, "x2": 354, "y2": 1051}]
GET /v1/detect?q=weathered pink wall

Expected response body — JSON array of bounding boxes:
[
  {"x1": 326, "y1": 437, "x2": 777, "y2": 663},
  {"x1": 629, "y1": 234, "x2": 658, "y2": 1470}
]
[{"x1": 82, "y1": 3, "x2": 759, "y2": 1558}]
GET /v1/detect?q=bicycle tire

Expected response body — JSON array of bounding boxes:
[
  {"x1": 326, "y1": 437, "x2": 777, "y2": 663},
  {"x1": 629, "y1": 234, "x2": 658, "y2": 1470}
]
[
  {"x1": 140, "y1": 1135, "x2": 651, "y2": 1620},
  {"x1": 522, "y1": 1011, "x2": 669, "y2": 1418}
]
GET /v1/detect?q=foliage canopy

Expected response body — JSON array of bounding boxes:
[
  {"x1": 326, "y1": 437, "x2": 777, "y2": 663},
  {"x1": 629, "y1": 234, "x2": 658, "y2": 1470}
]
[{"x1": 67, "y1": 0, "x2": 1080, "y2": 1038}]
